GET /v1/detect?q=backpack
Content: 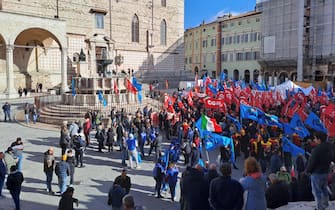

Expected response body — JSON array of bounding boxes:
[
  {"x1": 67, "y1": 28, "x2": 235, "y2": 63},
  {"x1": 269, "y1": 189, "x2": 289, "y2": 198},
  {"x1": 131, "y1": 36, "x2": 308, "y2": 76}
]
[{"x1": 74, "y1": 135, "x2": 84, "y2": 150}]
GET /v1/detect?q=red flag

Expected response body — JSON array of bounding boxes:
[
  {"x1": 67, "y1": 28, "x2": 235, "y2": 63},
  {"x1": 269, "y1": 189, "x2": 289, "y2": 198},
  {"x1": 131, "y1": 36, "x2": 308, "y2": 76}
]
[
  {"x1": 126, "y1": 79, "x2": 137, "y2": 94},
  {"x1": 205, "y1": 77, "x2": 212, "y2": 87},
  {"x1": 296, "y1": 107, "x2": 308, "y2": 121},
  {"x1": 187, "y1": 91, "x2": 194, "y2": 107},
  {"x1": 114, "y1": 80, "x2": 119, "y2": 95},
  {"x1": 287, "y1": 103, "x2": 300, "y2": 118}
]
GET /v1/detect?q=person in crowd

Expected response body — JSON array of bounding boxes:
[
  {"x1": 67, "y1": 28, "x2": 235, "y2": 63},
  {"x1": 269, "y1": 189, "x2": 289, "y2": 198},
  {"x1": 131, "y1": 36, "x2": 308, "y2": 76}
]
[
  {"x1": 0, "y1": 152, "x2": 6, "y2": 198},
  {"x1": 209, "y1": 162, "x2": 244, "y2": 210},
  {"x1": 190, "y1": 143, "x2": 200, "y2": 167},
  {"x1": 96, "y1": 124, "x2": 106, "y2": 153},
  {"x1": 240, "y1": 157, "x2": 267, "y2": 210},
  {"x1": 276, "y1": 166, "x2": 292, "y2": 184},
  {"x1": 166, "y1": 162, "x2": 179, "y2": 202},
  {"x1": 114, "y1": 168, "x2": 131, "y2": 194},
  {"x1": 31, "y1": 104, "x2": 38, "y2": 124},
  {"x1": 55, "y1": 155, "x2": 70, "y2": 195},
  {"x1": 148, "y1": 130, "x2": 162, "y2": 162},
  {"x1": 116, "y1": 122, "x2": 124, "y2": 151},
  {"x1": 204, "y1": 163, "x2": 219, "y2": 186},
  {"x1": 4, "y1": 147, "x2": 17, "y2": 174},
  {"x1": 108, "y1": 182, "x2": 127, "y2": 210},
  {"x1": 305, "y1": 131, "x2": 335, "y2": 210},
  {"x1": 69, "y1": 121, "x2": 79, "y2": 138},
  {"x1": 43, "y1": 147, "x2": 55, "y2": 194},
  {"x1": 73, "y1": 133, "x2": 85, "y2": 168},
  {"x1": 126, "y1": 133, "x2": 140, "y2": 169},
  {"x1": 295, "y1": 153, "x2": 306, "y2": 179},
  {"x1": 58, "y1": 187, "x2": 79, "y2": 210},
  {"x1": 265, "y1": 173, "x2": 290, "y2": 209},
  {"x1": 153, "y1": 159, "x2": 165, "y2": 198},
  {"x1": 270, "y1": 149, "x2": 282, "y2": 174},
  {"x1": 2, "y1": 101, "x2": 11, "y2": 122},
  {"x1": 107, "y1": 127, "x2": 115, "y2": 152},
  {"x1": 180, "y1": 164, "x2": 211, "y2": 210},
  {"x1": 83, "y1": 117, "x2": 91, "y2": 147},
  {"x1": 295, "y1": 172, "x2": 314, "y2": 201},
  {"x1": 6, "y1": 165, "x2": 24, "y2": 210},
  {"x1": 11, "y1": 137, "x2": 24, "y2": 172},
  {"x1": 66, "y1": 150, "x2": 75, "y2": 186},
  {"x1": 122, "y1": 194, "x2": 147, "y2": 210},
  {"x1": 60, "y1": 125, "x2": 71, "y2": 156},
  {"x1": 24, "y1": 103, "x2": 30, "y2": 124}
]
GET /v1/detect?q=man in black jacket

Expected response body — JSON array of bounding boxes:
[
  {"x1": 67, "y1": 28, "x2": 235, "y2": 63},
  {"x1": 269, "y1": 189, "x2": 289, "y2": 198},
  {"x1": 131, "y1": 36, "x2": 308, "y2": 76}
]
[
  {"x1": 209, "y1": 163, "x2": 244, "y2": 210},
  {"x1": 114, "y1": 168, "x2": 131, "y2": 194},
  {"x1": 6, "y1": 165, "x2": 24, "y2": 210},
  {"x1": 305, "y1": 131, "x2": 335, "y2": 210},
  {"x1": 265, "y1": 173, "x2": 290, "y2": 209}
]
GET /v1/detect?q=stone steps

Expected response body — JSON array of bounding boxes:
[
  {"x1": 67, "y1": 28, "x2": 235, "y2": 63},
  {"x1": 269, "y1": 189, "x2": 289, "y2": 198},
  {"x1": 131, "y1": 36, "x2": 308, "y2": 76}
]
[{"x1": 38, "y1": 96, "x2": 163, "y2": 126}]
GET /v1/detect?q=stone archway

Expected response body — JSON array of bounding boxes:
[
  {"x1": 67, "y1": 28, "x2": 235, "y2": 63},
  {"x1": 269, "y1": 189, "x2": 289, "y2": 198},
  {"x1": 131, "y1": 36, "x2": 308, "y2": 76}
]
[
  {"x1": 0, "y1": 34, "x2": 7, "y2": 93},
  {"x1": 244, "y1": 69, "x2": 250, "y2": 83},
  {"x1": 253, "y1": 69, "x2": 259, "y2": 83},
  {"x1": 14, "y1": 28, "x2": 62, "y2": 91},
  {"x1": 194, "y1": 66, "x2": 199, "y2": 75},
  {"x1": 279, "y1": 72, "x2": 288, "y2": 84},
  {"x1": 233, "y1": 69, "x2": 239, "y2": 81}
]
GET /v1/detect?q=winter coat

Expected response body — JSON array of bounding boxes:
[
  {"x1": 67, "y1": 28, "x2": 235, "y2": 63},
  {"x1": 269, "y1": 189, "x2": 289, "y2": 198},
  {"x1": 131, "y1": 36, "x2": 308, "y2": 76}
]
[
  {"x1": 240, "y1": 174, "x2": 267, "y2": 210},
  {"x1": 209, "y1": 176, "x2": 244, "y2": 210},
  {"x1": 55, "y1": 161, "x2": 70, "y2": 178},
  {"x1": 265, "y1": 181, "x2": 290, "y2": 209},
  {"x1": 180, "y1": 168, "x2": 211, "y2": 210},
  {"x1": 108, "y1": 184, "x2": 126, "y2": 208},
  {"x1": 6, "y1": 171, "x2": 24, "y2": 191}
]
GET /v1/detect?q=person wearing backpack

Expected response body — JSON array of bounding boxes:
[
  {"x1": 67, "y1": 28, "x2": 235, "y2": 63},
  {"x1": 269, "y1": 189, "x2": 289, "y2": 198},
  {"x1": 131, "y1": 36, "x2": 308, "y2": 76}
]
[
  {"x1": 153, "y1": 159, "x2": 165, "y2": 198},
  {"x1": 73, "y1": 134, "x2": 85, "y2": 168},
  {"x1": 96, "y1": 125, "x2": 106, "y2": 153}
]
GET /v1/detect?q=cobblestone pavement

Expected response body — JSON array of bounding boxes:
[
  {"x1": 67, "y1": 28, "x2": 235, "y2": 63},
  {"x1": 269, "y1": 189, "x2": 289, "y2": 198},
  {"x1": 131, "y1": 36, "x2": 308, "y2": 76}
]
[
  {"x1": 2, "y1": 98, "x2": 332, "y2": 210},
  {"x1": 0, "y1": 100, "x2": 242, "y2": 210}
]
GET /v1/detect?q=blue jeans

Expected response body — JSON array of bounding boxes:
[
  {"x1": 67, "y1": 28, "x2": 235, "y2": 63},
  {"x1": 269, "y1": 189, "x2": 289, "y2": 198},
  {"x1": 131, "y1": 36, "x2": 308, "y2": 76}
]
[
  {"x1": 58, "y1": 175, "x2": 68, "y2": 194},
  {"x1": 24, "y1": 114, "x2": 29, "y2": 124},
  {"x1": 45, "y1": 171, "x2": 53, "y2": 191},
  {"x1": 311, "y1": 173, "x2": 329, "y2": 210},
  {"x1": 121, "y1": 147, "x2": 127, "y2": 166},
  {"x1": 0, "y1": 176, "x2": 4, "y2": 196},
  {"x1": 10, "y1": 190, "x2": 20, "y2": 210},
  {"x1": 33, "y1": 114, "x2": 37, "y2": 124},
  {"x1": 4, "y1": 110, "x2": 11, "y2": 121},
  {"x1": 17, "y1": 154, "x2": 23, "y2": 172}
]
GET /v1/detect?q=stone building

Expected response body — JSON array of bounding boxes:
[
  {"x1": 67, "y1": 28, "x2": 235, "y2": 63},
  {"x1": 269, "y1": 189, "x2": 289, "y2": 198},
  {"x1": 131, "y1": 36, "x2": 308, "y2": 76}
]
[
  {"x1": 259, "y1": 0, "x2": 335, "y2": 85},
  {"x1": 0, "y1": 0, "x2": 184, "y2": 98},
  {"x1": 184, "y1": 11, "x2": 262, "y2": 82}
]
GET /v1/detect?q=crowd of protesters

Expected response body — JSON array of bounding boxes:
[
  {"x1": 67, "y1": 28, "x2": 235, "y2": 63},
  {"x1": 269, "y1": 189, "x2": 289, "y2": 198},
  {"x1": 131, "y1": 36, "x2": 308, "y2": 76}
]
[{"x1": 2, "y1": 79, "x2": 335, "y2": 210}]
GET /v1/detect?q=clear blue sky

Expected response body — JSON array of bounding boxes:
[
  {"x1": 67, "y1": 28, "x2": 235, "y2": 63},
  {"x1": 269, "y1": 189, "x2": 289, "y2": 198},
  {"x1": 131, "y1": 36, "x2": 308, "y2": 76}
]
[{"x1": 185, "y1": 0, "x2": 257, "y2": 29}]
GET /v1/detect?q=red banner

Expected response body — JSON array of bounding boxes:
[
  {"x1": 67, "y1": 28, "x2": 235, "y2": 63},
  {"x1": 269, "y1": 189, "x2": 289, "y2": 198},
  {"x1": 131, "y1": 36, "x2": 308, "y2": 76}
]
[{"x1": 204, "y1": 98, "x2": 225, "y2": 109}]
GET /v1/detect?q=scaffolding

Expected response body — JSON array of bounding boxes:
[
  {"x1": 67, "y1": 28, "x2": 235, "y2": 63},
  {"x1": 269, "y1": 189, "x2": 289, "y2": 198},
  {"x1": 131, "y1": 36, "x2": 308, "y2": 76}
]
[{"x1": 259, "y1": 0, "x2": 335, "y2": 82}]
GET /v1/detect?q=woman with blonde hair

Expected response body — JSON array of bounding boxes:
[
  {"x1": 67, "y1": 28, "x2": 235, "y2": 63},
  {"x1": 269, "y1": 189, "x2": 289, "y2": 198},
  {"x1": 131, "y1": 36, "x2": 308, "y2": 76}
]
[{"x1": 240, "y1": 157, "x2": 267, "y2": 210}]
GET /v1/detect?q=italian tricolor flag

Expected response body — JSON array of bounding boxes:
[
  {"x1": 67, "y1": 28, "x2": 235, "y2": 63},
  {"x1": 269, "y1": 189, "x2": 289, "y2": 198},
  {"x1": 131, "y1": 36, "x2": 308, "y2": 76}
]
[{"x1": 200, "y1": 115, "x2": 222, "y2": 133}]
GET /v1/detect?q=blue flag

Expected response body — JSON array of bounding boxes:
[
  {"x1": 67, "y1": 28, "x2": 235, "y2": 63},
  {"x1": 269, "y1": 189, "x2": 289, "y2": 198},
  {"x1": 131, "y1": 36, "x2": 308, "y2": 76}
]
[
  {"x1": 282, "y1": 137, "x2": 305, "y2": 157},
  {"x1": 138, "y1": 90, "x2": 143, "y2": 104},
  {"x1": 240, "y1": 103, "x2": 258, "y2": 122},
  {"x1": 226, "y1": 115, "x2": 242, "y2": 132},
  {"x1": 290, "y1": 114, "x2": 310, "y2": 136},
  {"x1": 71, "y1": 78, "x2": 76, "y2": 97},
  {"x1": 220, "y1": 72, "x2": 226, "y2": 82},
  {"x1": 204, "y1": 132, "x2": 235, "y2": 162},
  {"x1": 305, "y1": 112, "x2": 327, "y2": 133},
  {"x1": 98, "y1": 90, "x2": 104, "y2": 101},
  {"x1": 207, "y1": 84, "x2": 218, "y2": 95},
  {"x1": 258, "y1": 112, "x2": 282, "y2": 128},
  {"x1": 132, "y1": 77, "x2": 142, "y2": 91},
  {"x1": 283, "y1": 123, "x2": 309, "y2": 138}
]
